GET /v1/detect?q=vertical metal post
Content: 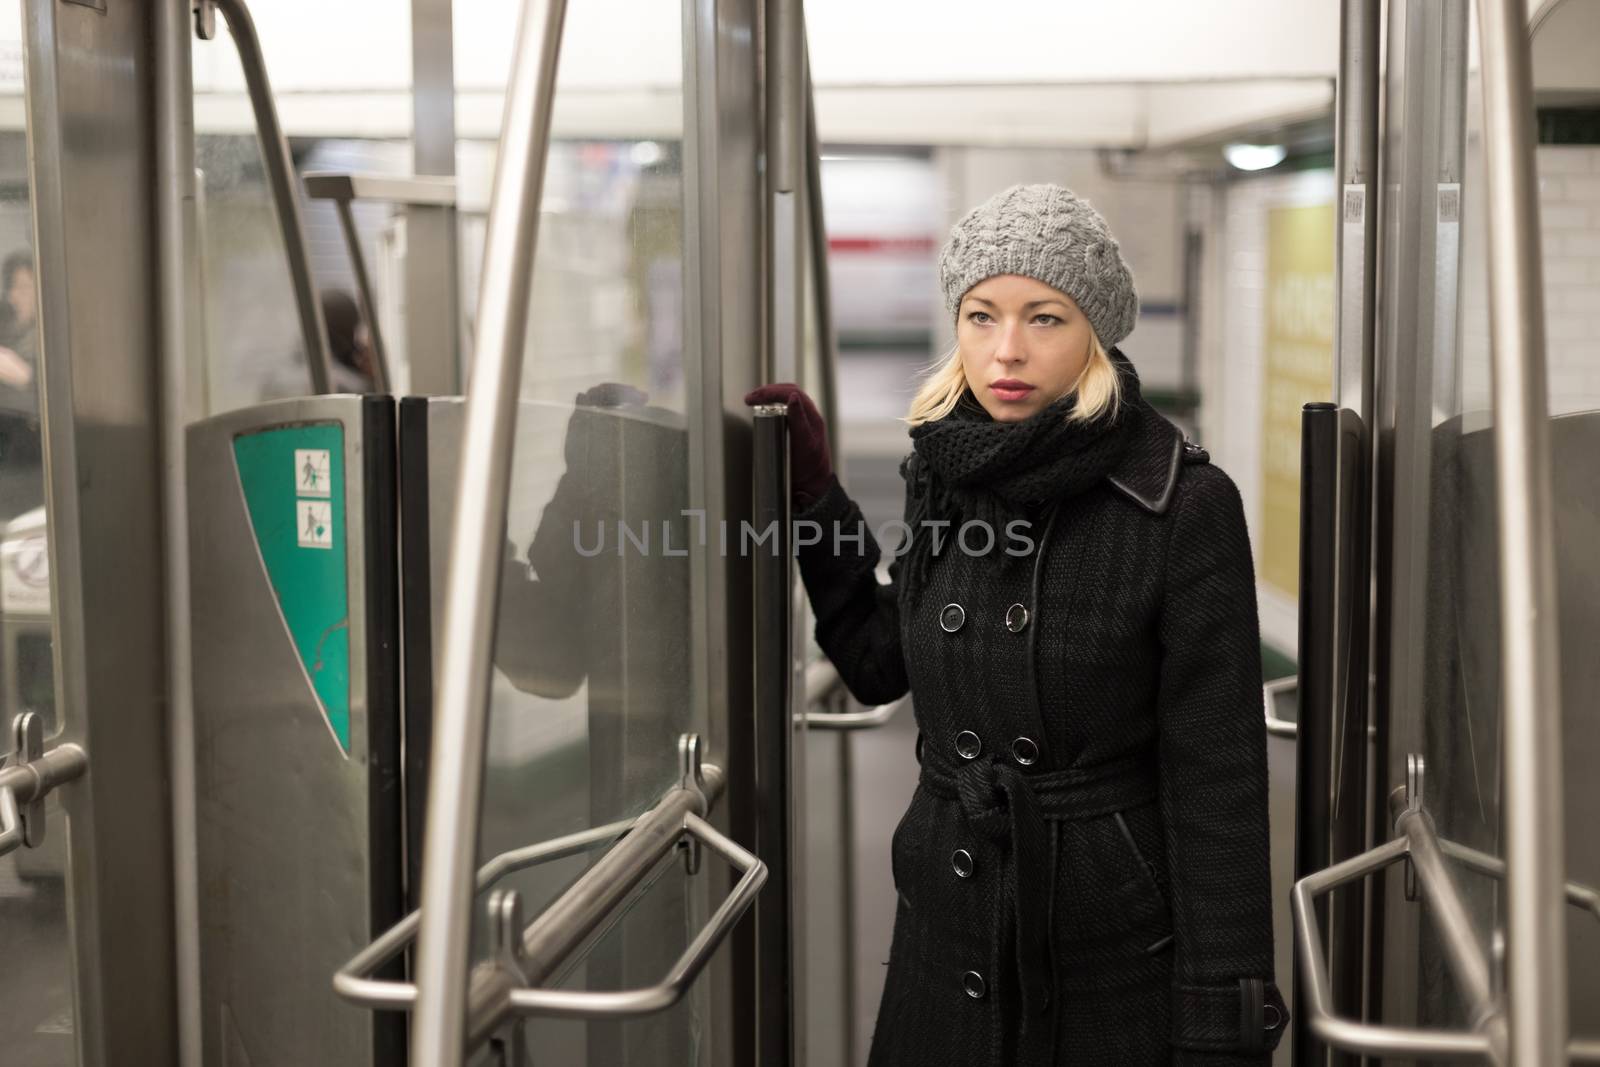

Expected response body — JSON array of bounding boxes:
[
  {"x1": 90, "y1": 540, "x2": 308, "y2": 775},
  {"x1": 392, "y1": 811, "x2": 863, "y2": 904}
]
[
  {"x1": 752, "y1": 405, "x2": 795, "y2": 1067},
  {"x1": 683, "y1": 0, "x2": 766, "y2": 1062},
  {"x1": 408, "y1": 0, "x2": 462, "y2": 394},
  {"x1": 409, "y1": 2, "x2": 567, "y2": 1063},
  {"x1": 801, "y1": 48, "x2": 839, "y2": 473},
  {"x1": 203, "y1": 0, "x2": 335, "y2": 395},
  {"x1": 1333, "y1": 0, "x2": 1380, "y2": 422},
  {"x1": 801, "y1": 41, "x2": 854, "y2": 1053},
  {"x1": 1331, "y1": 1, "x2": 1381, "y2": 1053},
  {"x1": 767, "y1": 0, "x2": 804, "y2": 385},
  {"x1": 1295, "y1": 402, "x2": 1340, "y2": 1067},
  {"x1": 25, "y1": 0, "x2": 180, "y2": 1059},
  {"x1": 1474, "y1": 0, "x2": 1568, "y2": 1061},
  {"x1": 156, "y1": 1, "x2": 203, "y2": 1064}
]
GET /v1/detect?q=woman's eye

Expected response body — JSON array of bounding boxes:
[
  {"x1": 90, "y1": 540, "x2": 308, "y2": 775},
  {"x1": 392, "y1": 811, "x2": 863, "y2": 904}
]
[
  {"x1": 1033, "y1": 314, "x2": 1061, "y2": 326},
  {"x1": 967, "y1": 311, "x2": 992, "y2": 324}
]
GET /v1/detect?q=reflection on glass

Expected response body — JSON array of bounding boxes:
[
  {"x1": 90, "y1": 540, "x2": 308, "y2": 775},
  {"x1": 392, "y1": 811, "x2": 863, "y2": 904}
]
[
  {"x1": 449, "y1": 4, "x2": 697, "y2": 1061},
  {"x1": 0, "y1": 0, "x2": 71, "y2": 1060}
]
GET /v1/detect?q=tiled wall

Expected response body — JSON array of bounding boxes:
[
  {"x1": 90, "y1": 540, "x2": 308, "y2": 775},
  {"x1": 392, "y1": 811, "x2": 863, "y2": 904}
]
[{"x1": 1533, "y1": 145, "x2": 1600, "y2": 414}]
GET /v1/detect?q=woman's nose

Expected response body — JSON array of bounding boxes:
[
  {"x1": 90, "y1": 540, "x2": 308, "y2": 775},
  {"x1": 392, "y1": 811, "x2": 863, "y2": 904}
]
[{"x1": 994, "y1": 320, "x2": 1026, "y2": 364}]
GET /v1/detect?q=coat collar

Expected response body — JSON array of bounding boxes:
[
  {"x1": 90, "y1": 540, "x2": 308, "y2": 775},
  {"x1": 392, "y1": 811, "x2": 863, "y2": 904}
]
[{"x1": 1104, "y1": 399, "x2": 1184, "y2": 515}]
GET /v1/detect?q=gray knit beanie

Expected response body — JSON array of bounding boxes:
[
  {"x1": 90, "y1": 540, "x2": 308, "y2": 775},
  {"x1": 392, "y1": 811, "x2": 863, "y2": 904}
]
[{"x1": 938, "y1": 183, "x2": 1140, "y2": 347}]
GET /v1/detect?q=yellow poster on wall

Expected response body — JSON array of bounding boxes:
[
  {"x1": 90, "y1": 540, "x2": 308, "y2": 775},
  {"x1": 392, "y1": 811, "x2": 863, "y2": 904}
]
[{"x1": 1261, "y1": 202, "x2": 1335, "y2": 597}]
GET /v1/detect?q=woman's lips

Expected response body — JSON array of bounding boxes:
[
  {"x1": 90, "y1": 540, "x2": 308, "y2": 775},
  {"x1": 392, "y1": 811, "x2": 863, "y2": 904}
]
[{"x1": 990, "y1": 382, "x2": 1035, "y2": 402}]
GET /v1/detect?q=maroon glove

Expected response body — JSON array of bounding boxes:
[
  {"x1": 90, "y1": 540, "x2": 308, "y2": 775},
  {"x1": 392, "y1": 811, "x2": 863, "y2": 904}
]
[{"x1": 743, "y1": 382, "x2": 834, "y2": 507}]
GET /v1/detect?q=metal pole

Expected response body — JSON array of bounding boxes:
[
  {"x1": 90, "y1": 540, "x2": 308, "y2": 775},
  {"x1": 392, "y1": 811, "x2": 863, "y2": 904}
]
[
  {"x1": 206, "y1": 0, "x2": 335, "y2": 394},
  {"x1": 801, "y1": 48, "x2": 840, "y2": 473},
  {"x1": 156, "y1": 1, "x2": 202, "y2": 1064},
  {"x1": 408, "y1": 0, "x2": 462, "y2": 395},
  {"x1": 1474, "y1": 0, "x2": 1568, "y2": 1062},
  {"x1": 767, "y1": 0, "x2": 805, "y2": 385},
  {"x1": 409, "y1": 1, "x2": 567, "y2": 1062},
  {"x1": 1294, "y1": 402, "x2": 1339, "y2": 1067},
  {"x1": 753, "y1": 404, "x2": 796, "y2": 1067},
  {"x1": 331, "y1": 199, "x2": 393, "y2": 392}
]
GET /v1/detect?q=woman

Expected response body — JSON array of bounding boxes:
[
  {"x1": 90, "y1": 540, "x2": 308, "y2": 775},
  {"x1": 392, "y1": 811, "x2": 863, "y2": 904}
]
[{"x1": 746, "y1": 184, "x2": 1287, "y2": 1065}]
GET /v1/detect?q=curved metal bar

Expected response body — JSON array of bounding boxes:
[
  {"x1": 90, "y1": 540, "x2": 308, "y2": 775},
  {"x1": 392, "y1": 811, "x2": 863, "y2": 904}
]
[
  {"x1": 500, "y1": 812, "x2": 766, "y2": 1019},
  {"x1": 332, "y1": 817, "x2": 633, "y2": 1009},
  {"x1": 1435, "y1": 837, "x2": 1600, "y2": 924},
  {"x1": 408, "y1": 1, "x2": 568, "y2": 1061},
  {"x1": 1475, "y1": 0, "x2": 1569, "y2": 1060},
  {"x1": 805, "y1": 696, "x2": 907, "y2": 731},
  {"x1": 1292, "y1": 834, "x2": 1496, "y2": 1060},
  {"x1": 1293, "y1": 807, "x2": 1600, "y2": 1062},
  {"x1": 204, "y1": 0, "x2": 335, "y2": 395},
  {"x1": 1263, "y1": 677, "x2": 1299, "y2": 738},
  {"x1": 802, "y1": 658, "x2": 907, "y2": 729}
]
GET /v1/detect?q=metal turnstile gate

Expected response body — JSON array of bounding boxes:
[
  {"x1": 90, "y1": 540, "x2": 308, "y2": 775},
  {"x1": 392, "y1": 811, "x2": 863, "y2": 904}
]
[{"x1": 188, "y1": 396, "x2": 403, "y2": 1067}]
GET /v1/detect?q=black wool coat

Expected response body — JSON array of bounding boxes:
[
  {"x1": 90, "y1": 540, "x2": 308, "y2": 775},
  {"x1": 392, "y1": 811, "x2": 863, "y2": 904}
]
[{"x1": 795, "y1": 395, "x2": 1287, "y2": 1066}]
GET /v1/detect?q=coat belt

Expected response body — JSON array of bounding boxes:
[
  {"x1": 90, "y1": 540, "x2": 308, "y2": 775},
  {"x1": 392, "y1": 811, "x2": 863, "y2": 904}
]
[{"x1": 918, "y1": 745, "x2": 1159, "y2": 1033}]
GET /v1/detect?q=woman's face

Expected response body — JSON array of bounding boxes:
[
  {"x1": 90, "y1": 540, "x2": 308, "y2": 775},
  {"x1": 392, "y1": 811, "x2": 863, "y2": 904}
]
[{"x1": 957, "y1": 274, "x2": 1093, "y2": 423}]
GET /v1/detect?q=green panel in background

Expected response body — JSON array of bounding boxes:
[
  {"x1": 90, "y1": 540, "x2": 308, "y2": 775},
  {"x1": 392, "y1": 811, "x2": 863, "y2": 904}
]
[{"x1": 233, "y1": 423, "x2": 351, "y2": 752}]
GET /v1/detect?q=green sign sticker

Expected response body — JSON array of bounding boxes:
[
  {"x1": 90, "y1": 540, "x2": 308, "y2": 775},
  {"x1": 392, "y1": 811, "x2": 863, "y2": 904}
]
[{"x1": 233, "y1": 423, "x2": 351, "y2": 753}]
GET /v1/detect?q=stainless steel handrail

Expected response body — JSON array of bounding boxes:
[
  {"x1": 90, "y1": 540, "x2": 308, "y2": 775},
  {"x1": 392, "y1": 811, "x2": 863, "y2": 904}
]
[
  {"x1": 408, "y1": 1, "x2": 568, "y2": 1061},
  {"x1": 336, "y1": 758, "x2": 765, "y2": 1046},
  {"x1": 1262, "y1": 677, "x2": 1298, "y2": 739},
  {"x1": 1475, "y1": 0, "x2": 1568, "y2": 1060},
  {"x1": 195, "y1": 0, "x2": 335, "y2": 395},
  {"x1": 302, "y1": 172, "x2": 462, "y2": 396},
  {"x1": 1292, "y1": 800, "x2": 1600, "y2": 1061},
  {"x1": 334, "y1": 818, "x2": 634, "y2": 1010},
  {"x1": 802, "y1": 659, "x2": 907, "y2": 730}
]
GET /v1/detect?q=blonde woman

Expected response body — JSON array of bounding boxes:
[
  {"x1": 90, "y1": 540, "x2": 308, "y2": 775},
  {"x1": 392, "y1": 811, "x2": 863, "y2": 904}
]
[{"x1": 746, "y1": 184, "x2": 1286, "y2": 1065}]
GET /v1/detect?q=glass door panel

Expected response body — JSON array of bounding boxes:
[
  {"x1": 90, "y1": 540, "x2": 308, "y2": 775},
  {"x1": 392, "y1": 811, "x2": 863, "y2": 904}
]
[
  {"x1": 456, "y1": 2, "x2": 696, "y2": 1063},
  {"x1": 1374, "y1": 0, "x2": 1598, "y2": 1039},
  {"x1": 0, "y1": 1, "x2": 71, "y2": 1060}
]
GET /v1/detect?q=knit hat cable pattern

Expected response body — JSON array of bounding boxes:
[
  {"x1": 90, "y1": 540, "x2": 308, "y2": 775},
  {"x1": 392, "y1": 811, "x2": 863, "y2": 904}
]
[
  {"x1": 938, "y1": 183, "x2": 1141, "y2": 348},
  {"x1": 897, "y1": 349, "x2": 1146, "y2": 601}
]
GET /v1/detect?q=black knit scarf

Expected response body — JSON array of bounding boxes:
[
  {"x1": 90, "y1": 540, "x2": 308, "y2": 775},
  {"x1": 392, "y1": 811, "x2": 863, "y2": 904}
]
[{"x1": 897, "y1": 349, "x2": 1145, "y2": 601}]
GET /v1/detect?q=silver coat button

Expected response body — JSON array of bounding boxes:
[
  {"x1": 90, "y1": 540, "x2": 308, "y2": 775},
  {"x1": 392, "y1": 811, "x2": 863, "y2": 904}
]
[
  {"x1": 1005, "y1": 603, "x2": 1029, "y2": 633},
  {"x1": 1011, "y1": 737, "x2": 1039, "y2": 766},
  {"x1": 951, "y1": 849, "x2": 975, "y2": 878},
  {"x1": 963, "y1": 971, "x2": 987, "y2": 999},
  {"x1": 955, "y1": 730, "x2": 982, "y2": 759},
  {"x1": 939, "y1": 602, "x2": 966, "y2": 633}
]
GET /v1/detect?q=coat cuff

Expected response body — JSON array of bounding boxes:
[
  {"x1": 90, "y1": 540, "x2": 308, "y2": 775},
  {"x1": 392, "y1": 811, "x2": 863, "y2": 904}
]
[
  {"x1": 794, "y1": 472, "x2": 847, "y2": 522},
  {"x1": 1171, "y1": 978, "x2": 1288, "y2": 1058}
]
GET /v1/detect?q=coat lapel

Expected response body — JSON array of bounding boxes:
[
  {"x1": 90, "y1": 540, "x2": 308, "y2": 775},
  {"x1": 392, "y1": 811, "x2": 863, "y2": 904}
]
[{"x1": 1104, "y1": 400, "x2": 1184, "y2": 515}]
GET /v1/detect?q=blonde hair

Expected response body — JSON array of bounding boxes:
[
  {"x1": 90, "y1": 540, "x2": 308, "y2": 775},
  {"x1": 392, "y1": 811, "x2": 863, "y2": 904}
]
[{"x1": 902, "y1": 330, "x2": 1124, "y2": 427}]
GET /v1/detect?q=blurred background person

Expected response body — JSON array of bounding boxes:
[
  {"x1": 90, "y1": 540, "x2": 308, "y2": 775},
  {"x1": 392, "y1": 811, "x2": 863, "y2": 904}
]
[
  {"x1": 0, "y1": 250, "x2": 39, "y2": 417},
  {"x1": 321, "y1": 287, "x2": 377, "y2": 393}
]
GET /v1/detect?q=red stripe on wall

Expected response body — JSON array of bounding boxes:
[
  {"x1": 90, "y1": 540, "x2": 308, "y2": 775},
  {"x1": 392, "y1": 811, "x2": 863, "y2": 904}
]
[{"x1": 826, "y1": 236, "x2": 939, "y2": 254}]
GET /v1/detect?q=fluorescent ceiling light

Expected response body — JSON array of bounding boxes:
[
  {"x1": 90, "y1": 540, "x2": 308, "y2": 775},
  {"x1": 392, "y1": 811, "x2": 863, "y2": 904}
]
[
  {"x1": 1224, "y1": 143, "x2": 1288, "y2": 171},
  {"x1": 631, "y1": 140, "x2": 664, "y2": 167}
]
